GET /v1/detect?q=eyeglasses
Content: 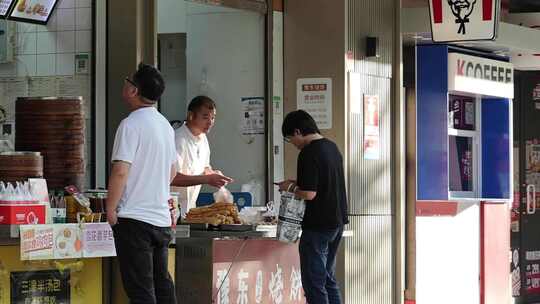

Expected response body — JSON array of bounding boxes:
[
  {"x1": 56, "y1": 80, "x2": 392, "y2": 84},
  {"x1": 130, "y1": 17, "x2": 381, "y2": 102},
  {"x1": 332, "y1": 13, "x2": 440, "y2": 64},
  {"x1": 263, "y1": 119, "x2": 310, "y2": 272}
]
[
  {"x1": 124, "y1": 77, "x2": 138, "y2": 89},
  {"x1": 283, "y1": 136, "x2": 291, "y2": 143}
]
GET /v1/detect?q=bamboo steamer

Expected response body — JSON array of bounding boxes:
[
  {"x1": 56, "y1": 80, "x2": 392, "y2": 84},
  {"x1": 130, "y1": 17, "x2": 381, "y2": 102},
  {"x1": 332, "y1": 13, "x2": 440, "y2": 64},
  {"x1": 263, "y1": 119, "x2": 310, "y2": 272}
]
[
  {"x1": 0, "y1": 152, "x2": 43, "y2": 183},
  {"x1": 15, "y1": 97, "x2": 86, "y2": 190}
]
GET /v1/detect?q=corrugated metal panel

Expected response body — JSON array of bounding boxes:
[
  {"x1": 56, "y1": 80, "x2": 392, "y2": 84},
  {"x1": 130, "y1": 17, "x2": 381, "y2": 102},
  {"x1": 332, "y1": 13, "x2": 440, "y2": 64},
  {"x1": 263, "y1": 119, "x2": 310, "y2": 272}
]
[
  {"x1": 348, "y1": 73, "x2": 392, "y2": 215},
  {"x1": 345, "y1": 1, "x2": 395, "y2": 303},
  {"x1": 347, "y1": 0, "x2": 395, "y2": 78},
  {"x1": 345, "y1": 216, "x2": 394, "y2": 304}
]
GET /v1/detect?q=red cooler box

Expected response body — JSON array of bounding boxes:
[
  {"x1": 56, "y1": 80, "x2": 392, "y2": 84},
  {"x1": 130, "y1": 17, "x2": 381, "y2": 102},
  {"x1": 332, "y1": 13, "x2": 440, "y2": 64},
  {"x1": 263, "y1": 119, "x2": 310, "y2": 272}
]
[{"x1": 0, "y1": 204, "x2": 46, "y2": 224}]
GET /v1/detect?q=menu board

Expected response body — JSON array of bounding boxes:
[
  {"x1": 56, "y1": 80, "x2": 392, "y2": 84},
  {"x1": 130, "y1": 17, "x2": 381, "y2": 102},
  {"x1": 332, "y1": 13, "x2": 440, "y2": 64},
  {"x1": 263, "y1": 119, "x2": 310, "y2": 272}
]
[
  {"x1": 0, "y1": 0, "x2": 15, "y2": 17},
  {"x1": 8, "y1": 0, "x2": 58, "y2": 24},
  {"x1": 20, "y1": 223, "x2": 116, "y2": 260}
]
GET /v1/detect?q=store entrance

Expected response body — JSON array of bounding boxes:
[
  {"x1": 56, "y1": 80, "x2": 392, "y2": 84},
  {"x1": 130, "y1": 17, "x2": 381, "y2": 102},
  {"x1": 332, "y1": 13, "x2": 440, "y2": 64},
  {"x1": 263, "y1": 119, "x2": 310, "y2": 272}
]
[{"x1": 156, "y1": 0, "x2": 267, "y2": 205}]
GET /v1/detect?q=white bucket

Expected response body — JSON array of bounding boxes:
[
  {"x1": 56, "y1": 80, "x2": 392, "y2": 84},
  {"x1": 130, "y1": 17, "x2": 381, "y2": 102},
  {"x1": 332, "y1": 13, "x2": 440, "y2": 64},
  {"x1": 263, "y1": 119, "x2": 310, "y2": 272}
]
[{"x1": 276, "y1": 192, "x2": 305, "y2": 243}]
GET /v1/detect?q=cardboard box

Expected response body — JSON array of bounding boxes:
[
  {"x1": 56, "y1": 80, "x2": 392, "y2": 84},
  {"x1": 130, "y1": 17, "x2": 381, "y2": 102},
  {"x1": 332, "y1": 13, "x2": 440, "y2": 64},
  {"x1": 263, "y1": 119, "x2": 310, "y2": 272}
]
[{"x1": 0, "y1": 204, "x2": 46, "y2": 225}]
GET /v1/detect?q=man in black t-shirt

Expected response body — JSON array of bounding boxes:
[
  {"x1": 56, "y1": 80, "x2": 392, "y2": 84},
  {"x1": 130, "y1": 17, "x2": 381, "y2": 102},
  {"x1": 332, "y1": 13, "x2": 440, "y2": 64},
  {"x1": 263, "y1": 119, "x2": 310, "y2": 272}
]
[{"x1": 277, "y1": 110, "x2": 349, "y2": 304}]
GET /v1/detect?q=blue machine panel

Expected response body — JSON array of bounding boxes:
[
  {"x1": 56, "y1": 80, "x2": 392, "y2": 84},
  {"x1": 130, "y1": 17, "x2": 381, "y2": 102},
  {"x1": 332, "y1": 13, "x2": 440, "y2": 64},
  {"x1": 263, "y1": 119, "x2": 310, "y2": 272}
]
[
  {"x1": 481, "y1": 98, "x2": 511, "y2": 199},
  {"x1": 196, "y1": 192, "x2": 253, "y2": 210},
  {"x1": 417, "y1": 45, "x2": 450, "y2": 200}
]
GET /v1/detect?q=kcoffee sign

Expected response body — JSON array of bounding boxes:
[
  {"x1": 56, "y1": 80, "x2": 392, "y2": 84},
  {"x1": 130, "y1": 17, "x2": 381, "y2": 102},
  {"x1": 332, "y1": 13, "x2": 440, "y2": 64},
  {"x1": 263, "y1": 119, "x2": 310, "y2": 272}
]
[
  {"x1": 429, "y1": 0, "x2": 500, "y2": 42},
  {"x1": 448, "y1": 53, "x2": 514, "y2": 99}
]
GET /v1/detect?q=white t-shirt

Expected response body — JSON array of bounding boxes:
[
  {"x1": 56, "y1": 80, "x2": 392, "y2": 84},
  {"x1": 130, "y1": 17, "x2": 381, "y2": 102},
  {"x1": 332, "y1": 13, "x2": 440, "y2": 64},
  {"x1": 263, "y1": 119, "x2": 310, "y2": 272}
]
[
  {"x1": 172, "y1": 124, "x2": 210, "y2": 216},
  {"x1": 111, "y1": 107, "x2": 177, "y2": 227}
]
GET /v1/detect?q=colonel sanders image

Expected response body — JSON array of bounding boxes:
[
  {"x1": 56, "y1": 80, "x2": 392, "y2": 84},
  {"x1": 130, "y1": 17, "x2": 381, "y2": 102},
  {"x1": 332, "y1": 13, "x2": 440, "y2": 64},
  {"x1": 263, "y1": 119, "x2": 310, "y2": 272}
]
[{"x1": 448, "y1": 0, "x2": 477, "y2": 35}]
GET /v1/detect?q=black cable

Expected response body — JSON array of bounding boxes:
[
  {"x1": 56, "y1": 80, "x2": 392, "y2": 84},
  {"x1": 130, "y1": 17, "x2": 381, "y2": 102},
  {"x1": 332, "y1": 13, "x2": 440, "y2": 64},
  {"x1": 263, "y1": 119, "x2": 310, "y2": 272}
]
[{"x1": 212, "y1": 236, "x2": 249, "y2": 303}]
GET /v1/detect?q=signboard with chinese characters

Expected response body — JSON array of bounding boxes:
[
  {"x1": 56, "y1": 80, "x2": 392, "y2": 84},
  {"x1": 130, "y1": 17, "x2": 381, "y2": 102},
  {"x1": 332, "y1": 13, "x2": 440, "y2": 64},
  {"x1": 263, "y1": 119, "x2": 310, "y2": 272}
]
[
  {"x1": 82, "y1": 223, "x2": 116, "y2": 258},
  {"x1": 21, "y1": 223, "x2": 115, "y2": 260},
  {"x1": 429, "y1": 0, "x2": 500, "y2": 42},
  {"x1": 363, "y1": 95, "x2": 380, "y2": 160},
  {"x1": 11, "y1": 269, "x2": 70, "y2": 304},
  {"x1": 525, "y1": 251, "x2": 540, "y2": 294},
  {"x1": 297, "y1": 78, "x2": 332, "y2": 129},
  {"x1": 20, "y1": 225, "x2": 54, "y2": 260},
  {"x1": 212, "y1": 239, "x2": 305, "y2": 304}
]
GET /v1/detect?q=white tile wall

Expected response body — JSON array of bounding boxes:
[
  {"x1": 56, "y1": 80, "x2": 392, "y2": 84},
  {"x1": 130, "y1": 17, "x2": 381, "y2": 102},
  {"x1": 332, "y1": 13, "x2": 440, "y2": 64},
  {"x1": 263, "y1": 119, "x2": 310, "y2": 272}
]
[
  {"x1": 17, "y1": 22, "x2": 36, "y2": 34},
  {"x1": 56, "y1": 31, "x2": 75, "y2": 53},
  {"x1": 56, "y1": 53, "x2": 75, "y2": 75},
  {"x1": 59, "y1": 0, "x2": 76, "y2": 9},
  {"x1": 75, "y1": 30, "x2": 91, "y2": 52},
  {"x1": 36, "y1": 54, "x2": 56, "y2": 76},
  {"x1": 56, "y1": 8, "x2": 75, "y2": 31},
  {"x1": 16, "y1": 55, "x2": 36, "y2": 76},
  {"x1": 8, "y1": 6, "x2": 93, "y2": 77},
  {"x1": 76, "y1": 7, "x2": 92, "y2": 30},
  {"x1": 37, "y1": 32, "x2": 56, "y2": 53},
  {"x1": 18, "y1": 32, "x2": 36, "y2": 55},
  {"x1": 37, "y1": 14, "x2": 57, "y2": 32},
  {"x1": 76, "y1": 0, "x2": 92, "y2": 8},
  {"x1": 1, "y1": 0, "x2": 94, "y2": 189}
]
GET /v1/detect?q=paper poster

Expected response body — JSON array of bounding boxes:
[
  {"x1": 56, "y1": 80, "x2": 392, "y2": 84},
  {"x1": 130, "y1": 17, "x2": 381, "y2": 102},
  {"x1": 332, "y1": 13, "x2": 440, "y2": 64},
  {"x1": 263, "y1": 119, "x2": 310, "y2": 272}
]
[
  {"x1": 241, "y1": 97, "x2": 265, "y2": 135},
  {"x1": 82, "y1": 223, "x2": 116, "y2": 258},
  {"x1": 526, "y1": 141, "x2": 540, "y2": 190},
  {"x1": 21, "y1": 223, "x2": 116, "y2": 260},
  {"x1": 363, "y1": 95, "x2": 380, "y2": 160},
  {"x1": 20, "y1": 225, "x2": 54, "y2": 260},
  {"x1": 53, "y1": 224, "x2": 82, "y2": 259},
  {"x1": 297, "y1": 78, "x2": 332, "y2": 129}
]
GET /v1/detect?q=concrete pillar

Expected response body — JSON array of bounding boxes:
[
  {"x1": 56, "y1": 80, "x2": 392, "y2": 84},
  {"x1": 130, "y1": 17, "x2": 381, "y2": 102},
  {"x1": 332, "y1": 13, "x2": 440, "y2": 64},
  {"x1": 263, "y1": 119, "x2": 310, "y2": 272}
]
[{"x1": 106, "y1": 0, "x2": 157, "y2": 173}]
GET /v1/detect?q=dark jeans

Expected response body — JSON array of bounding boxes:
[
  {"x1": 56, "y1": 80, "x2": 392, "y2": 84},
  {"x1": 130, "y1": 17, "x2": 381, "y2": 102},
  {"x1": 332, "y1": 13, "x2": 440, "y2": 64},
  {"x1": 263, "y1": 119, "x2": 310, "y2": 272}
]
[
  {"x1": 113, "y1": 217, "x2": 176, "y2": 304},
  {"x1": 299, "y1": 226, "x2": 344, "y2": 304}
]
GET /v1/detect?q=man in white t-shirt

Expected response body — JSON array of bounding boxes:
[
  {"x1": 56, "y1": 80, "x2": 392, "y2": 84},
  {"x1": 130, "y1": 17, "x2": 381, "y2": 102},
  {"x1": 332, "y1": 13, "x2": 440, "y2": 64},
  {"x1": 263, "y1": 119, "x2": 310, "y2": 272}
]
[
  {"x1": 171, "y1": 96, "x2": 233, "y2": 215},
  {"x1": 106, "y1": 63, "x2": 177, "y2": 304}
]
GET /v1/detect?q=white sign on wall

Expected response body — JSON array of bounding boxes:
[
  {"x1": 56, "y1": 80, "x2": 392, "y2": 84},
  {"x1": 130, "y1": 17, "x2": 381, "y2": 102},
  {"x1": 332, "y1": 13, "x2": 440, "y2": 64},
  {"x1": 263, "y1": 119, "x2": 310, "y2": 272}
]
[
  {"x1": 297, "y1": 78, "x2": 332, "y2": 129},
  {"x1": 429, "y1": 0, "x2": 500, "y2": 42},
  {"x1": 448, "y1": 53, "x2": 514, "y2": 99}
]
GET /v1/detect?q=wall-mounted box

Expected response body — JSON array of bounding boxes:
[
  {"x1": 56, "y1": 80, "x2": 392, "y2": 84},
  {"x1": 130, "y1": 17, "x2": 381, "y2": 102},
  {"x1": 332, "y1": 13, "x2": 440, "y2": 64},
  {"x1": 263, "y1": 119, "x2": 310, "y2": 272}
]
[
  {"x1": 0, "y1": 20, "x2": 15, "y2": 63},
  {"x1": 417, "y1": 45, "x2": 512, "y2": 202}
]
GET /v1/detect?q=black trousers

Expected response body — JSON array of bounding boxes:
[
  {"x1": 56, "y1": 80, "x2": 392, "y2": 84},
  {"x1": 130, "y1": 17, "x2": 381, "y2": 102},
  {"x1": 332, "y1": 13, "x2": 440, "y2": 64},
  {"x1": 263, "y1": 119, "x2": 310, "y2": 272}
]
[{"x1": 113, "y1": 217, "x2": 176, "y2": 304}]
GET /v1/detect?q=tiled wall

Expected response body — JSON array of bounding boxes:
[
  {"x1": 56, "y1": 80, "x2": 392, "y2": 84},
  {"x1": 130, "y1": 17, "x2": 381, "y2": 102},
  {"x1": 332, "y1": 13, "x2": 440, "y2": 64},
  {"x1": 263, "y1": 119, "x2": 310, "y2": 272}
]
[
  {"x1": 0, "y1": 0, "x2": 94, "y2": 188},
  {"x1": 9, "y1": 0, "x2": 92, "y2": 77}
]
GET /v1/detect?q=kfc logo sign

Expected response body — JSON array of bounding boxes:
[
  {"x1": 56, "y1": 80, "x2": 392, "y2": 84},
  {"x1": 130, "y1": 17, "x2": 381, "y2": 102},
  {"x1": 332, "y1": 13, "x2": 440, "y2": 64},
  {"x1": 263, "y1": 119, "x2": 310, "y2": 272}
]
[
  {"x1": 429, "y1": 0, "x2": 500, "y2": 42},
  {"x1": 448, "y1": 0, "x2": 478, "y2": 35}
]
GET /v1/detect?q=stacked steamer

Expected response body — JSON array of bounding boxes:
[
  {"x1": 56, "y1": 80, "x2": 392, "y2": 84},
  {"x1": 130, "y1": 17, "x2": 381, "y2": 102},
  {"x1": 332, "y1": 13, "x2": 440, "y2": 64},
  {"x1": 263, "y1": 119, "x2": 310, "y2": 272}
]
[
  {"x1": 0, "y1": 152, "x2": 43, "y2": 184},
  {"x1": 15, "y1": 97, "x2": 85, "y2": 190}
]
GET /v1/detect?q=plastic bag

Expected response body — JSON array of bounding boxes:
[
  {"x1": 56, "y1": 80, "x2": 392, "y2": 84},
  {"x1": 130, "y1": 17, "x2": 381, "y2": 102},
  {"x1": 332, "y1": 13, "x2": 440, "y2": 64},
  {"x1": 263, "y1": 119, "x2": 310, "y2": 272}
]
[
  {"x1": 241, "y1": 179, "x2": 263, "y2": 206},
  {"x1": 238, "y1": 207, "x2": 263, "y2": 225},
  {"x1": 213, "y1": 187, "x2": 234, "y2": 204},
  {"x1": 276, "y1": 191, "x2": 305, "y2": 243}
]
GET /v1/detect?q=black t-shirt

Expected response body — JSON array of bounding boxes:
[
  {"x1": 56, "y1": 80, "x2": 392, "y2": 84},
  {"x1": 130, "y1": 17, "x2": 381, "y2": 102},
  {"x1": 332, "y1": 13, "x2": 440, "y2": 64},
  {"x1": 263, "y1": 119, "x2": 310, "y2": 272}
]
[{"x1": 297, "y1": 138, "x2": 349, "y2": 230}]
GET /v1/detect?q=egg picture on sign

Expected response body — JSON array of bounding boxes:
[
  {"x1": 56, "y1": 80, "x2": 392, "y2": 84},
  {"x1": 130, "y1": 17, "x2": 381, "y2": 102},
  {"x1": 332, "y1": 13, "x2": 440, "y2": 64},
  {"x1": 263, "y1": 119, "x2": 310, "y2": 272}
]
[{"x1": 53, "y1": 225, "x2": 82, "y2": 259}]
